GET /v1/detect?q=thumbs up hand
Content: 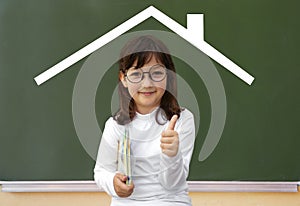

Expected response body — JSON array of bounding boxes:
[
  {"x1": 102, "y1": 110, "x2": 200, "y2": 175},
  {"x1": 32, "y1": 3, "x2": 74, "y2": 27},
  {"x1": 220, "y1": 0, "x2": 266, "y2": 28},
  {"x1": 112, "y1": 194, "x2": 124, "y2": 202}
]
[{"x1": 160, "y1": 115, "x2": 179, "y2": 157}]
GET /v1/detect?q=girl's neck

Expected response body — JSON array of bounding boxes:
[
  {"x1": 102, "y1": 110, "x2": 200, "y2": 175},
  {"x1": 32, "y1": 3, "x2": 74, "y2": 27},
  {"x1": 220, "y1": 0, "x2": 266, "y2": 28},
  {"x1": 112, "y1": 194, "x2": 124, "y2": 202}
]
[{"x1": 136, "y1": 106, "x2": 159, "y2": 115}]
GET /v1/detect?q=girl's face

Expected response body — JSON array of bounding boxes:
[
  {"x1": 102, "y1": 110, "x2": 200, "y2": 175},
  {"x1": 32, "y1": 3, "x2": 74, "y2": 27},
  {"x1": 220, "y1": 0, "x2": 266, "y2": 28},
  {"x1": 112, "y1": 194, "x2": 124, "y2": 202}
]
[{"x1": 121, "y1": 56, "x2": 167, "y2": 114}]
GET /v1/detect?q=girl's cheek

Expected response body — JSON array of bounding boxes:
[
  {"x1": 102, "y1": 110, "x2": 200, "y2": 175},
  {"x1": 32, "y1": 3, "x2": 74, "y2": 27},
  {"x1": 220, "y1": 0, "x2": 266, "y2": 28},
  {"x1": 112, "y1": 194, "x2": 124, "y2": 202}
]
[
  {"x1": 155, "y1": 80, "x2": 167, "y2": 91},
  {"x1": 128, "y1": 84, "x2": 140, "y2": 97}
]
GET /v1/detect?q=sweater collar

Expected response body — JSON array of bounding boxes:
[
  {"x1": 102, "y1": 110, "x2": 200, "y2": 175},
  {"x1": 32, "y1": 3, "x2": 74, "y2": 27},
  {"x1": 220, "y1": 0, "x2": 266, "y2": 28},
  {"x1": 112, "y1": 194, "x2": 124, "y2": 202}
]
[{"x1": 135, "y1": 107, "x2": 160, "y2": 120}]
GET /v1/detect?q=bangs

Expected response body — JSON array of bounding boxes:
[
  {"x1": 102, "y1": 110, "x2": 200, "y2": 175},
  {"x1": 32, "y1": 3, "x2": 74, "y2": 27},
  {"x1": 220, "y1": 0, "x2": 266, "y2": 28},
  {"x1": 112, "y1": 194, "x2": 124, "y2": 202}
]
[
  {"x1": 133, "y1": 52, "x2": 165, "y2": 69},
  {"x1": 120, "y1": 35, "x2": 172, "y2": 72}
]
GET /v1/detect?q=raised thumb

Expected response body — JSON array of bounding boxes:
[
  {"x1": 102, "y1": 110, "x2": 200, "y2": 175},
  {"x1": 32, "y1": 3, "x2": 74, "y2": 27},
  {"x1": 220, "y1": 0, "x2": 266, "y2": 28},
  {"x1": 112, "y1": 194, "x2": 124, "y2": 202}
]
[{"x1": 167, "y1": 115, "x2": 178, "y2": 130}]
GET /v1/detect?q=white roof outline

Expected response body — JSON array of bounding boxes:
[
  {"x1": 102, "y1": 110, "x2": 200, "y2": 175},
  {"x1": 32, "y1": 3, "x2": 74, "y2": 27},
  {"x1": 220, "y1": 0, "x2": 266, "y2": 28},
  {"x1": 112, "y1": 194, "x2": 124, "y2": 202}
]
[{"x1": 34, "y1": 5, "x2": 255, "y2": 85}]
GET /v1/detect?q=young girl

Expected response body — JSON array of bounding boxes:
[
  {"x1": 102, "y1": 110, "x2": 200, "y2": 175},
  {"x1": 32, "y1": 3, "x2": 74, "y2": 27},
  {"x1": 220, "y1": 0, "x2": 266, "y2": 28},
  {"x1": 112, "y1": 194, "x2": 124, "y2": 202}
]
[{"x1": 94, "y1": 35, "x2": 195, "y2": 206}]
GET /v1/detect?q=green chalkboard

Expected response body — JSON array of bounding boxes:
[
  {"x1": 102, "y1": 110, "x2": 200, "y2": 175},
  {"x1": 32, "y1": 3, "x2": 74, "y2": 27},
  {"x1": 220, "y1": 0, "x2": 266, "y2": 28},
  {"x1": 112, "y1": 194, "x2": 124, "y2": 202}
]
[{"x1": 0, "y1": 0, "x2": 299, "y2": 181}]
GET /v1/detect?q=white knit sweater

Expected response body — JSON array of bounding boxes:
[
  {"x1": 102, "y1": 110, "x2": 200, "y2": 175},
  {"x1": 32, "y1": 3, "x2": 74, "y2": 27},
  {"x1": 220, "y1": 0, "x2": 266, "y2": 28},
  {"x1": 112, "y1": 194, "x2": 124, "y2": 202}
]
[{"x1": 94, "y1": 107, "x2": 195, "y2": 206}]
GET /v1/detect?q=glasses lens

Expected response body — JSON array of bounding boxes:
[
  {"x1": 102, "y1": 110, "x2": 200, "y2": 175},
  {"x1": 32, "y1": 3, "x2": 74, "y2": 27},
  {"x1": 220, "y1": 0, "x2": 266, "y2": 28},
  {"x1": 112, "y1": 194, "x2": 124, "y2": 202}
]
[
  {"x1": 127, "y1": 69, "x2": 143, "y2": 83},
  {"x1": 150, "y1": 65, "x2": 166, "y2": 82}
]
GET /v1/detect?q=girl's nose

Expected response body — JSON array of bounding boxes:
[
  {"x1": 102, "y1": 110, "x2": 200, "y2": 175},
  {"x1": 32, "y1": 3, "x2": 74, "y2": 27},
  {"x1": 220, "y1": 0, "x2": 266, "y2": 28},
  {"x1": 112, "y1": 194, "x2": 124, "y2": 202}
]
[{"x1": 141, "y1": 73, "x2": 154, "y2": 87}]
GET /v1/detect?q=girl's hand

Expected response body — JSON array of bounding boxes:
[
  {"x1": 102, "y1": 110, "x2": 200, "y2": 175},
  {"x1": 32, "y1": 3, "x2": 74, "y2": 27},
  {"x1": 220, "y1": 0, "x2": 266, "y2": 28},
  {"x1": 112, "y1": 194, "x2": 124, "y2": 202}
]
[
  {"x1": 113, "y1": 173, "x2": 134, "y2": 197},
  {"x1": 160, "y1": 115, "x2": 179, "y2": 157}
]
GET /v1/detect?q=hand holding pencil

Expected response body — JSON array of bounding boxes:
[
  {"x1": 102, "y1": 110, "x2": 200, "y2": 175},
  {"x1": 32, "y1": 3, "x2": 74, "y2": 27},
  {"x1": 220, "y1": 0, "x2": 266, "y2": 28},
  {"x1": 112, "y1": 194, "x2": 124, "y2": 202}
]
[
  {"x1": 160, "y1": 115, "x2": 179, "y2": 157},
  {"x1": 113, "y1": 173, "x2": 134, "y2": 197}
]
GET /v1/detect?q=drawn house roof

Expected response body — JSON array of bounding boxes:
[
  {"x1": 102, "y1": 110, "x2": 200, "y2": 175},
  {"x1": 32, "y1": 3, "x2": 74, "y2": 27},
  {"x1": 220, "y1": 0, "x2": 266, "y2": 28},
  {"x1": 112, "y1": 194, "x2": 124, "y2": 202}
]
[{"x1": 34, "y1": 6, "x2": 254, "y2": 85}]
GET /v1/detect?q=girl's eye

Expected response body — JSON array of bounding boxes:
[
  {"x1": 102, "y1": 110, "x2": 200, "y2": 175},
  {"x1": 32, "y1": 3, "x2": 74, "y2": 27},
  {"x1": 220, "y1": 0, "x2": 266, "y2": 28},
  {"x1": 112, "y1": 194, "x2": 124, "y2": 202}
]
[
  {"x1": 152, "y1": 71, "x2": 164, "y2": 76},
  {"x1": 129, "y1": 71, "x2": 142, "y2": 77}
]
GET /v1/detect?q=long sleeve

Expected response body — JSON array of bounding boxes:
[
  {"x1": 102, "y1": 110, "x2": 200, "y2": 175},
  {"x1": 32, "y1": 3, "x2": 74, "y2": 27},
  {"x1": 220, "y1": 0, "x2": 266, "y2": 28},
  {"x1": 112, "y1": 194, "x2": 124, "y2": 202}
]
[
  {"x1": 94, "y1": 118, "x2": 121, "y2": 197},
  {"x1": 158, "y1": 109, "x2": 195, "y2": 190}
]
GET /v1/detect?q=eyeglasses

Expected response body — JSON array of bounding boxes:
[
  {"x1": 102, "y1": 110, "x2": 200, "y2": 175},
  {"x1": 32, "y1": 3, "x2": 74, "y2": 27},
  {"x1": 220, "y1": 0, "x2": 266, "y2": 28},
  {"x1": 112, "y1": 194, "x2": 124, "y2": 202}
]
[{"x1": 125, "y1": 64, "x2": 167, "y2": 83}]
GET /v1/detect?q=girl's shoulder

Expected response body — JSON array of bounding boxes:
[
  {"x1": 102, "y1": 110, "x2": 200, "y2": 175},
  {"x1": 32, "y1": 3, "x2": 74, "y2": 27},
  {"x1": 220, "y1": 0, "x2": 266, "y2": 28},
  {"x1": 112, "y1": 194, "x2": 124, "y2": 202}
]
[
  {"x1": 174, "y1": 108, "x2": 194, "y2": 130},
  {"x1": 172, "y1": 108, "x2": 195, "y2": 134},
  {"x1": 179, "y1": 107, "x2": 194, "y2": 120},
  {"x1": 105, "y1": 116, "x2": 126, "y2": 130},
  {"x1": 103, "y1": 117, "x2": 127, "y2": 139}
]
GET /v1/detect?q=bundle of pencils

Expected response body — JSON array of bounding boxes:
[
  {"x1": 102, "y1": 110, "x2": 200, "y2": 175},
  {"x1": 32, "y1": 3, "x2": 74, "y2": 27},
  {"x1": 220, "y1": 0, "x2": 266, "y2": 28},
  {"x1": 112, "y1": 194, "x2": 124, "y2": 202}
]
[{"x1": 118, "y1": 129, "x2": 132, "y2": 185}]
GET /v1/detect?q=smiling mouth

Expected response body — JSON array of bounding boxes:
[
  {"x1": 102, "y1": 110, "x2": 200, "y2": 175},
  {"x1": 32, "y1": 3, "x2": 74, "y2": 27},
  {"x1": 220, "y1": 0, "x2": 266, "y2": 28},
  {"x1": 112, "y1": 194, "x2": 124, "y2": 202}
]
[{"x1": 139, "y1": 91, "x2": 156, "y2": 96}]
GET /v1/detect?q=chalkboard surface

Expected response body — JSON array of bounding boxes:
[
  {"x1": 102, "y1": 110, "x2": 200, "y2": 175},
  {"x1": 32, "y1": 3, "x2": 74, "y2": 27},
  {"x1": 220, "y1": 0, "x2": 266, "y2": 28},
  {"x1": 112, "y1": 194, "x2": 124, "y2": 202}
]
[{"x1": 0, "y1": 0, "x2": 299, "y2": 181}]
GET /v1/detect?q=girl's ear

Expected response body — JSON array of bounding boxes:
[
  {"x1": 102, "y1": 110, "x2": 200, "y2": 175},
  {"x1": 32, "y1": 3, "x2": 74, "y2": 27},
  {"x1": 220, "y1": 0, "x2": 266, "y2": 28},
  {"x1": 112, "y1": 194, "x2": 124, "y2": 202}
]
[{"x1": 119, "y1": 72, "x2": 128, "y2": 88}]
